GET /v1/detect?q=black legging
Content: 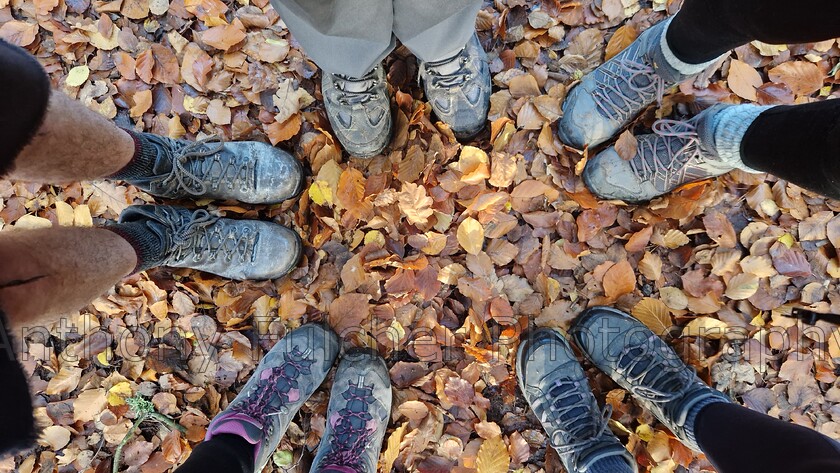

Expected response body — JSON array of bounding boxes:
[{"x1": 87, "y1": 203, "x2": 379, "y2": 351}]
[
  {"x1": 696, "y1": 403, "x2": 840, "y2": 473},
  {"x1": 665, "y1": 0, "x2": 840, "y2": 200},
  {"x1": 173, "y1": 434, "x2": 254, "y2": 473},
  {"x1": 666, "y1": 0, "x2": 840, "y2": 64}
]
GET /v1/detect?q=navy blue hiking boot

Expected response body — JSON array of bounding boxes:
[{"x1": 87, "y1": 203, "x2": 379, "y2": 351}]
[
  {"x1": 517, "y1": 328, "x2": 637, "y2": 472},
  {"x1": 570, "y1": 307, "x2": 731, "y2": 451}
]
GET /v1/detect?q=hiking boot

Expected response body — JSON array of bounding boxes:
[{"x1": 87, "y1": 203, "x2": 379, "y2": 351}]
[
  {"x1": 118, "y1": 205, "x2": 301, "y2": 280},
  {"x1": 419, "y1": 33, "x2": 491, "y2": 139},
  {"x1": 517, "y1": 328, "x2": 638, "y2": 473},
  {"x1": 558, "y1": 18, "x2": 715, "y2": 149},
  {"x1": 124, "y1": 134, "x2": 304, "y2": 205},
  {"x1": 311, "y1": 348, "x2": 392, "y2": 473},
  {"x1": 570, "y1": 307, "x2": 731, "y2": 451},
  {"x1": 322, "y1": 65, "x2": 392, "y2": 158},
  {"x1": 582, "y1": 104, "x2": 769, "y2": 202},
  {"x1": 206, "y1": 324, "x2": 340, "y2": 473}
]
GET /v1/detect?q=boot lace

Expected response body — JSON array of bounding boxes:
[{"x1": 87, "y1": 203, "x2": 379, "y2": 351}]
[
  {"x1": 162, "y1": 208, "x2": 258, "y2": 264},
  {"x1": 320, "y1": 375, "x2": 377, "y2": 472},
  {"x1": 333, "y1": 69, "x2": 381, "y2": 106},
  {"x1": 148, "y1": 135, "x2": 255, "y2": 196},
  {"x1": 630, "y1": 118, "x2": 707, "y2": 190},
  {"x1": 423, "y1": 48, "x2": 473, "y2": 88},
  {"x1": 231, "y1": 346, "x2": 314, "y2": 425},
  {"x1": 591, "y1": 57, "x2": 666, "y2": 122},
  {"x1": 614, "y1": 334, "x2": 697, "y2": 403},
  {"x1": 531, "y1": 377, "x2": 614, "y2": 468}
]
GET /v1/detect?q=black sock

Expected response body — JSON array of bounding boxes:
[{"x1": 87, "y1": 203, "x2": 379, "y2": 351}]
[
  {"x1": 103, "y1": 220, "x2": 167, "y2": 273},
  {"x1": 109, "y1": 130, "x2": 160, "y2": 180}
]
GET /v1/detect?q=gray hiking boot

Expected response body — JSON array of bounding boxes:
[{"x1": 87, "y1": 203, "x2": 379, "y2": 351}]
[
  {"x1": 119, "y1": 205, "x2": 301, "y2": 280},
  {"x1": 311, "y1": 348, "x2": 392, "y2": 473},
  {"x1": 517, "y1": 328, "x2": 638, "y2": 473},
  {"x1": 206, "y1": 324, "x2": 340, "y2": 473},
  {"x1": 582, "y1": 104, "x2": 754, "y2": 202},
  {"x1": 125, "y1": 135, "x2": 304, "y2": 205},
  {"x1": 558, "y1": 18, "x2": 702, "y2": 149},
  {"x1": 419, "y1": 33, "x2": 491, "y2": 139},
  {"x1": 322, "y1": 65, "x2": 392, "y2": 158},
  {"x1": 570, "y1": 307, "x2": 731, "y2": 451}
]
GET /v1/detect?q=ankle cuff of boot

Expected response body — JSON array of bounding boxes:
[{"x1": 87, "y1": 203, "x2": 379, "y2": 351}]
[
  {"x1": 102, "y1": 221, "x2": 165, "y2": 274},
  {"x1": 714, "y1": 105, "x2": 775, "y2": 173},
  {"x1": 660, "y1": 18, "x2": 726, "y2": 75},
  {"x1": 682, "y1": 394, "x2": 730, "y2": 450},
  {"x1": 206, "y1": 413, "x2": 262, "y2": 467},
  {"x1": 108, "y1": 129, "x2": 158, "y2": 181}
]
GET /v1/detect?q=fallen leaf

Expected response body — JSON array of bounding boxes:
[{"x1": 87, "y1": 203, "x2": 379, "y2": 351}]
[
  {"x1": 631, "y1": 298, "x2": 672, "y2": 335},
  {"x1": 476, "y1": 436, "x2": 510, "y2": 473},
  {"x1": 603, "y1": 260, "x2": 635, "y2": 300},
  {"x1": 457, "y1": 218, "x2": 485, "y2": 255},
  {"x1": 728, "y1": 59, "x2": 763, "y2": 101}
]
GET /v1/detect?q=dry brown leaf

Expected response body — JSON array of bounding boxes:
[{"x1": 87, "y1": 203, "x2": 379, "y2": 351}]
[
  {"x1": 0, "y1": 21, "x2": 38, "y2": 47},
  {"x1": 398, "y1": 182, "x2": 434, "y2": 226},
  {"x1": 605, "y1": 24, "x2": 638, "y2": 61},
  {"x1": 603, "y1": 260, "x2": 635, "y2": 300},
  {"x1": 768, "y1": 61, "x2": 824, "y2": 96},
  {"x1": 728, "y1": 59, "x2": 763, "y2": 101},
  {"x1": 725, "y1": 273, "x2": 759, "y2": 300},
  {"x1": 615, "y1": 130, "x2": 639, "y2": 161},
  {"x1": 631, "y1": 298, "x2": 672, "y2": 335},
  {"x1": 682, "y1": 317, "x2": 728, "y2": 339}
]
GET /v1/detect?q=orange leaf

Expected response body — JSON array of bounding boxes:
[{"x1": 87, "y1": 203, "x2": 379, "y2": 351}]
[
  {"x1": 605, "y1": 24, "x2": 638, "y2": 61},
  {"x1": 603, "y1": 260, "x2": 636, "y2": 300}
]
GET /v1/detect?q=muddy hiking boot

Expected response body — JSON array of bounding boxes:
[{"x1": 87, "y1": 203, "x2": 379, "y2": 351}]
[
  {"x1": 118, "y1": 204, "x2": 301, "y2": 280},
  {"x1": 517, "y1": 328, "x2": 638, "y2": 473},
  {"x1": 419, "y1": 33, "x2": 491, "y2": 139},
  {"x1": 570, "y1": 307, "x2": 731, "y2": 451},
  {"x1": 558, "y1": 18, "x2": 720, "y2": 150},
  {"x1": 582, "y1": 104, "x2": 770, "y2": 202},
  {"x1": 311, "y1": 347, "x2": 392, "y2": 473},
  {"x1": 206, "y1": 324, "x2": 340, "y2": 473},
  {"x1": 124, "y1": 134, "x2": 304, "y2": 205},
  {"x1": 322, "y1": 64, "x2": 392, "y2": 158}
]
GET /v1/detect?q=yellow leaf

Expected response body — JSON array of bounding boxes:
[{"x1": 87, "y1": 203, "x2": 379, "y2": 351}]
[
  {"x1": 108, "y1": 381, "x2": 133, "y2": 406},
  {"x1": 309, "y1": 180, "x2": 333, "y2": 206},
  {"x1": 631, "y1": 298, "x2": 672, "y2": 335},
  {"x1": 66, "y1": 65, "x2": 90, "y2": 87},
  {"x1": 476, "y1": 436, "x2": 510, "y2": 473},
  {"x1": 778, "y1": 233, "x2": 795, "y2": 248},
  {"x1": 636, "y1": 423, "x2": 654, "y2": 442},
  {"x1": 55, "y1": 201, "x2": 75, "y2": 226},
  {"x1": 379, "y1": 422, "x2": 408, "y2": 473},
  {"x1": 74, "y1": 204, "x2": 93, "y2": 227},
  {"x1": 453, "y1": 146, "x2": 490, "y2": 185},
  {"x1": 421, "y1": 232, "x2": 448, "y2": 255},
  {"x1": 682, "y1": 317, "x2": 728, "y2": 339},
  {"x1": 725, "y1": 273, "x2": 759, "y2": 300},
  {"x1": 364, "y1": 230, "x2": 385, "y2": 246},
  {"x1": 13, "y1": 214, "x2": 52, "y2": 230},
  {"x1": 457, "y1": 217, "x2": 485, "y2": 255},
  {"x1": 662, "y1": 229, "x2": 690, "y2": 249}
]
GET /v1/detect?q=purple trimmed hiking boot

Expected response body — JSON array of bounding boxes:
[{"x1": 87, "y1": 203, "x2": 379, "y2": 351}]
[
  {"x1": 311, "y1": 348, "x2": 392, "y2": 473},
  {"x1": 206, "y1": 324, "x2": 340, "y2": 472}
]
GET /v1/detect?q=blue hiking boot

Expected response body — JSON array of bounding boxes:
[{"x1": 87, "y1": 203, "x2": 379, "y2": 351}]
[
  {"x1": 517, "y1": 328, "x2": 637, "y2": 472},
  {"x1": 570, "y1": 307, "x2": 731, "y2": 451}
]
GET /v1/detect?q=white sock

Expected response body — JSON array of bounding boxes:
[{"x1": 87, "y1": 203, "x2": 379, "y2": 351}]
[
  {"x1": 712, "y1": 104, "x2": 776, "y2": 173},
  {"x1": 659, "y1": 17, "x2": 726, "y2": 75}
]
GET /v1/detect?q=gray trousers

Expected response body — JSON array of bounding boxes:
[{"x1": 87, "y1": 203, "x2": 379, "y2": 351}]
[{"x1": 269, "y1": 0, "x2": 482, "y2": 77}]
